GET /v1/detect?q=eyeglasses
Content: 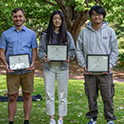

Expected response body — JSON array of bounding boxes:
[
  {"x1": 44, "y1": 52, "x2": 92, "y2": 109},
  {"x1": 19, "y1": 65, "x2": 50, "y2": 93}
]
[{"x1": 92, "y1": 13, "x2": 103, "y2": 17}]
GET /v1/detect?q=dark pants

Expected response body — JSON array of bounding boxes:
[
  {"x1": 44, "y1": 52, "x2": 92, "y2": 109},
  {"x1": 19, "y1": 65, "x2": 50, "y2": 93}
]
[{"x1": 84, "y1": 74, "x2": 117, "y2": 121}]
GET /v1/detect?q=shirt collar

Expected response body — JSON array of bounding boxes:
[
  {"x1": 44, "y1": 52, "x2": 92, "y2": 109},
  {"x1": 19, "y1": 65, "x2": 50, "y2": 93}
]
[{"x1": 12, "y1": 25, "x2": 26, "y2": 32}]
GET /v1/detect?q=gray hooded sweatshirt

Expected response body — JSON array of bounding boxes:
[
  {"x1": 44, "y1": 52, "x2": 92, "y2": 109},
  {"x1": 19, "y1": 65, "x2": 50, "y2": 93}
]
[{"x1": 76, "y1": 22, "x2": 118, "y2": 73}]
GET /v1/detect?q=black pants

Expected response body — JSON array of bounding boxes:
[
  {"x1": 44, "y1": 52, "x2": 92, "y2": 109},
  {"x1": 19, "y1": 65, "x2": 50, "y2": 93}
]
[{"x1": 84, "y1": 74, "x2": 117, "y2": 121}]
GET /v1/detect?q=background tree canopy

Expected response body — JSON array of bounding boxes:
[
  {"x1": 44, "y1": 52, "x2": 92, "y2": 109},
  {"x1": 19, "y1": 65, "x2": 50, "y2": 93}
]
[{"x1": 0, "y1": 0, "x2": 124, "y2": 43}]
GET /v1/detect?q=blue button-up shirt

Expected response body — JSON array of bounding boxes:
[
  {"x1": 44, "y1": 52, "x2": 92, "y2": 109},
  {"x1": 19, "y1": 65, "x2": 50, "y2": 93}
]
[{"x1": 0, "y1": 25, "x2": 38, "y2": 74}]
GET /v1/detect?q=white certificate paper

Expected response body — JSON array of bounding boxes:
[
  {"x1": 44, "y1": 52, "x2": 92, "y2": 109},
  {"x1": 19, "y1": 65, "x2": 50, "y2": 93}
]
[
  {"x1": 8, "y1": 54, "x2": 30, "y2": 70},
  {"x1": 86, "y1": 54, "x2": 109, "y2": 73},
  {"x1": 47, "y1": 44, "x2": 68, "y2": 61}
]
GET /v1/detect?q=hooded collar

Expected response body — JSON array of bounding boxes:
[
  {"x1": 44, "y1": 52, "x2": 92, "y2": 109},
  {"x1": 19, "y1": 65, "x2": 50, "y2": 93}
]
[{"x1": 86, "y1": 22, "x2": 108, "y2": 32}]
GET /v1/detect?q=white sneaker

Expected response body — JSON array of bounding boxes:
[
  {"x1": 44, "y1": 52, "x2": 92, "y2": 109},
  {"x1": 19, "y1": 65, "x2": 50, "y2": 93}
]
[
  {"x1": 88, "y1": 118, "x2": 97, "y2": 124},
  {"x1": 107, "y1": 121, "x2": 114, "y2": 124},
  {"x1": 57, "y1": 119, "x2": 63, "y2": 124},
  {"x1": 50, "y1": 119, "x2": 56, "y2": 124}
]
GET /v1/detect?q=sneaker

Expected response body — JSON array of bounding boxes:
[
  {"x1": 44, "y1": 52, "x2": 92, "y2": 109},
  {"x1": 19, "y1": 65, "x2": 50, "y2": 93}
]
[
  {"x1": 50, "y1": 119, "x2": 56, "y2": 124},
  {"x1": 107, "y1": 121, "x2": 114, "y2": 124},
  {"x1": 57, "y1": 119, "x2": 63, "y2": 124},
  {"x1": 88, "y1": 118, "x2": 97, "y2": 124}
]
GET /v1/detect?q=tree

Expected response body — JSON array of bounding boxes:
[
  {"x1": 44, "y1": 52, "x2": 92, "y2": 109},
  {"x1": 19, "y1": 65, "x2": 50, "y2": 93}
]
[
  {"x1": 0, "y1": 0, "x2": 58, "y2": 37},
  {"x1": 0, "y1": 0, "x2": 124, "y2": 43},
  {"x1": 42, "y1": 0, "x2": 92, "y2": 43},
  {"x1": 100, "y1": 0, "x2": 124, "y2": 39},
  {"x1": 54, "y1": 0, "x2": 90, "y2": 43},
  {"x1": 42, "y1": 0, "x2": 124, "y2": 43}
]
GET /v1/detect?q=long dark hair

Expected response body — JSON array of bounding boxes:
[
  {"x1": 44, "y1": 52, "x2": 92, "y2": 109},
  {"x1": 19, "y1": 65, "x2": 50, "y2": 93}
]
[{"x1": 46, "y1": 10, "x2": 67, "y2": 44}]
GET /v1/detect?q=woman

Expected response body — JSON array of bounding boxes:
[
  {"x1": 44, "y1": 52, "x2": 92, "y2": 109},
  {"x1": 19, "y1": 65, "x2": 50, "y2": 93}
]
[{"x1": 38, "y1": 10, "x2": 75, "y2": 124}]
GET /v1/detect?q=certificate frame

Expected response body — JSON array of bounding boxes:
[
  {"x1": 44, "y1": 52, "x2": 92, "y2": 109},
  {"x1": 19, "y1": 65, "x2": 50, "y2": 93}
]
[
  {"x1": 8, "y1": 54, "x2": 30, "y2": 71},
  {"x1": 86, "y1": 54, "x2": 109, "y2": 73},
  {"x1": 46, "y1": 44, "x2": 68, "y2": 61}
]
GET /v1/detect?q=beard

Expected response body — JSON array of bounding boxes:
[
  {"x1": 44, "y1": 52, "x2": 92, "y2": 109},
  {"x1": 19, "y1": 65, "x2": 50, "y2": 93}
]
[{"x1": 14, "y1": 20, "x2": 24, "y2": 27}]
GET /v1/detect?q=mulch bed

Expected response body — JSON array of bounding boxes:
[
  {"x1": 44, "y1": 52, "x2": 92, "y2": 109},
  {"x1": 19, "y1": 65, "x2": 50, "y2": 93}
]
[
  {"x1": 29, "y1": 57, "x2": 124, "y2": 79},
  {"x1": 0, "y1": 58, "x2": 124, "y2": 80}
]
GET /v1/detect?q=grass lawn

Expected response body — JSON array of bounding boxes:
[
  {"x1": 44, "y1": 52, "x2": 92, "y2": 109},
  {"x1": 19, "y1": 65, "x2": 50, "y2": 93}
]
[{"x1": 0, "y1": 75, "x2": 124, "y2": 124}]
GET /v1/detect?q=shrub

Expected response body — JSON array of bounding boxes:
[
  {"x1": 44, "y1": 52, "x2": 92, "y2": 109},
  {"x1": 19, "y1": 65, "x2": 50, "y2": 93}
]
[
  {"x1": 118, "y1": 38, "x2": 124, "y2": 49},
  {"x1": 118, "y1": 49, "x2": 124, "y2": 67}
]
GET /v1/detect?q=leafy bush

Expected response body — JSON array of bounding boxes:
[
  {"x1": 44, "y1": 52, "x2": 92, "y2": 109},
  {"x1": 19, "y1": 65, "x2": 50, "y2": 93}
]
[
  {"x1": 118, "y1": 38, "x2": 124, "y2": 49},
  {"x1": 118, "y1": 49, "x2": 124, "y2": 67}
]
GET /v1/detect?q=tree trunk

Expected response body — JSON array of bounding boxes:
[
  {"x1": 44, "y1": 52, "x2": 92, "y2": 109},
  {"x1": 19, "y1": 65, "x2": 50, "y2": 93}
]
[
  {"x1": 67, "y1": 25, "x2": 81, "y2": 45},
  {"x1": 55, "y1": 0, "x2": 89, "y2": 44},
  {"x1": 65, "y1": 10, "x2": 89, "y2": 45}
]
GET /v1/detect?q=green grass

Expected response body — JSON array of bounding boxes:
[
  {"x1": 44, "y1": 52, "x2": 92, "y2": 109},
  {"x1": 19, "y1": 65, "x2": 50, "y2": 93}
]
[{"x1": 0, "y1": 75, "x2": 124, "y2": 124}]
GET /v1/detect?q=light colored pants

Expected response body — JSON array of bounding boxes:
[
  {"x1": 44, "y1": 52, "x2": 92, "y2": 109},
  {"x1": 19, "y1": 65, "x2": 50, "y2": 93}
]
[{"x1": 43, "y1": 62, "x2": 69, "y2": 116}]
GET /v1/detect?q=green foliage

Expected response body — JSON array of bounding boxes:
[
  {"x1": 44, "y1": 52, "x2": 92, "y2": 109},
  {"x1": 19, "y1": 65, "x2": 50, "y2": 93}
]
[
  {"x1": 73, "y1": 0, "x2": 89, "y2": 11},
  {"x1": 0, "y1": 1, "x2": 13, "y2": 35},
  {"x1": 0, "y1": 0, "x2": 59, "y2": 37},
  {"x1": 0, "y1": 0, "x2": 124, "y2": 39},
  {"x1": 114, "y1": 22, "x2": 124, "y2": 39},
  {"x1": 118, "y1": 49, "x2": 124, "y2": 67},
  {"x1": 118, "y1": 38, "x2": 124, "y2": 49},
  {"x1": 0, "y1": 75, "x2": 124, "y2": 123},
  {"x1": 100, "y1": 0, "x2": 124, "y2": 38}
]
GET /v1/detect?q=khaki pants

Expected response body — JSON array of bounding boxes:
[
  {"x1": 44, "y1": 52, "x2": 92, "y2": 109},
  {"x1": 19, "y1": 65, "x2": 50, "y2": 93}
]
[
  {"x1": 43, "y1": 62, "x2": 69, "y2": 116},
  {"x1": 84, "y1": 74, "x2": 117, "y2": 121}
]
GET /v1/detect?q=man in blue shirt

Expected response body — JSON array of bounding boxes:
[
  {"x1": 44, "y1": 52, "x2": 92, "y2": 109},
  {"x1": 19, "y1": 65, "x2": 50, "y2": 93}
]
[{"x1": 0, "y1": 7, "x2": 37, "y2": 124}]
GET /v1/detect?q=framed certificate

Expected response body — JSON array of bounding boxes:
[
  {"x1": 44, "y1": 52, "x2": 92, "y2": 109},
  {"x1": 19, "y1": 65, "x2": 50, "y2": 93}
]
[
  {"x1": 86, "y1": 54, "x2": 109, "y2": 73},
  {"x1": 8, "y1": 54, "x2": 30, "y2": 71},
  {"x1": 46, "y1": 44, "x2": 68, "y2": 61}
]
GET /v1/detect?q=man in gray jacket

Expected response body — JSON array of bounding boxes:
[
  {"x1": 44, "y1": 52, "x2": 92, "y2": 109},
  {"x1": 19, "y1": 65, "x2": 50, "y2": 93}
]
[{"x1": 76, "y1": 6, "x2": 118, "y2": 124}]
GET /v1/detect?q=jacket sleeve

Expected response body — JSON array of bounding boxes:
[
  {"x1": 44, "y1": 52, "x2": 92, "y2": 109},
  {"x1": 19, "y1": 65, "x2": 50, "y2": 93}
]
[
  {"x1": 109, "y1": 29, "x2": 118, "y2": 68},
  {"x1": 76, "y1": 30, "x2": 86, "y2": 68},
  {"x1": 67, "y1": 32, "x2": 76, "y2": 60},
  {"x1": 38, "y1": 33, "x2": 46, "y2": 61}
]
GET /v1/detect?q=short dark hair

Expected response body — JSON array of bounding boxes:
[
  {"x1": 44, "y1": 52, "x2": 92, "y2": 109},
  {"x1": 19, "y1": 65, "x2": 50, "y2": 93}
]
[
  {"x1": 89, "y1": 6, "x2": 106, "y2": 18},
  {"x1": 12, "y1": 7, "x2": 25, "y2": 16}
]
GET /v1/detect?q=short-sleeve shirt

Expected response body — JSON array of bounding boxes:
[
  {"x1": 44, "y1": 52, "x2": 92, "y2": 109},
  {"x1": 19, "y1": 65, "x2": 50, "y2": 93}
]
[{"x1": 0, "y1": 25, "x2": 38, "y2": 74}]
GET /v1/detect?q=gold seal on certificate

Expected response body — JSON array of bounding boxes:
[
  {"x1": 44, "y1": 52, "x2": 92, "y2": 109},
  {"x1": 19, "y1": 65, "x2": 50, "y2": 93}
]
[
  {"x1": 47, "y1": 44, "x2": 68, "y2": 61},
  {"x1": 8, "y1": 54, "x2": 30, "y2": 71},
  {"x1": 86, "y1": 54, "x2": 109, "y2": 73}
]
